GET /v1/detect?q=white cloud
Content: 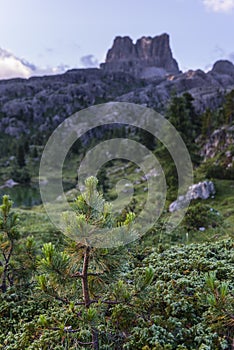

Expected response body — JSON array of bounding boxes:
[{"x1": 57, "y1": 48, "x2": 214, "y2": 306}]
[
  {"x1": 0, "y1": 48, "x2": 69, "y2": 80},
  {"x1": 203, "y1": 0, "x2": 234, "y2": 13},
  {"x1": 0, "y1": 48, "x2": 33, "y2": 79}
]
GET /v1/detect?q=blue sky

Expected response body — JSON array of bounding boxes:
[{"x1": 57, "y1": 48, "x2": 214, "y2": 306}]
[{"x1": 0, "y1": 0, "x2": 233, "y2": 78}]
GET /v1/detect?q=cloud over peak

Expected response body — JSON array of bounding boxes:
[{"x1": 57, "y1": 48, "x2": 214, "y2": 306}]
[
  {"x1": 0, "y1": 48, "x2": 69, "y2": 80},
  {"x1": 0, "y1": 48, "x2": 35, "y2": 79},
  {"x1": 203, "y1": 0, "x2": 234, "y2": 13}
]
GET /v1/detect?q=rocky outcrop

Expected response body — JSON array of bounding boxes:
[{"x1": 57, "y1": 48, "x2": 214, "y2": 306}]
[
  {"x1": 201, "y1": 125, "x2": 234, "y2": 160},
  {"x1": 0, "y1": 34, "x2": 234, "y2": 137},
  {"x1": 101, "y1": 33, "x2": 180, "y2": 78},
  {"x1": 211, "y1": 60, "x2": 234, "y2": 76},
  {"x1": 207, "y1": 60, "x2": 234, "y2": 87},
  {"x1": 116, "y1": 60, "x2": 234, "y2": 112},
  {"x1": 0, "y1": 69, "x2": 141, "y2": 136},
  {"x1": 169, "y1": 181, "x2": 215, "y2": 212}
]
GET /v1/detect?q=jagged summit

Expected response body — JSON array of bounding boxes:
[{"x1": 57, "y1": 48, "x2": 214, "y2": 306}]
[
  {"x1": 211, "y1": 60, "x2": 234, "y2": 75},
  {"x1": 100, "y1": 33, "x2": 180, "y2": 79}
]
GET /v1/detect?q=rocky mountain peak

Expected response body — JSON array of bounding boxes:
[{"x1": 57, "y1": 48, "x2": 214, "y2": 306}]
[
  {"x1": 105, "y1": 36, "x2": 135, "y2": 61},
  {"x1": 211, "y1": 60, "x2": 234, "y2": 75},
  {"x1": 101, "y1": 33, "x2": 180, "y2": 78}
]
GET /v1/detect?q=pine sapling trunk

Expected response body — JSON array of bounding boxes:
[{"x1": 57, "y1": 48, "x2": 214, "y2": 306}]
[
  {"x1": 81, "y1": 245, "x2": 99, "y2": 350},
  {"x1": 82, "y1": 245, "x2": 91, "y2": 307},
  {"x1": 1, "y1": 240, "x2": 13, "y2": 293}
]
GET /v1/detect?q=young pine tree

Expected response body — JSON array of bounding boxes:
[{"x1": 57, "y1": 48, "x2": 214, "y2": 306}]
[
  {"x1": 37, "y1": 176, "x2": 135, "y2": 349},
  {"x1": 0, "y1": 195, "x2": 19, "y2": 292},
  {"x1": 0, "y1": 195, "x2": 37, "y2": 293}
]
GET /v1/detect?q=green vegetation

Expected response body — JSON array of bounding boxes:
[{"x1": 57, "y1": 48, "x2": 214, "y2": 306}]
[
  {"x1": 0, "y1": 90, "x2": 234, "y2": 348},
  {"x1": 0, "y1": 189, "x2": 233, "y2": 348},
  {"x1": 201, "y1": 89, "x2": 234, "y2": 137}
]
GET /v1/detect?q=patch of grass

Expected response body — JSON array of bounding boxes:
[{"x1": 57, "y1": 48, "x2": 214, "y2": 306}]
[
  {"x1": 204, "y1": 179, "x2": 234, "y2": 236},
  {"x1": 16, "y1": 205, "x2": 64, "y2": 246}
]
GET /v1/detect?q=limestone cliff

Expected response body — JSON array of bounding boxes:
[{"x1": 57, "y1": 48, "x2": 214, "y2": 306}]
[{"x1": 101, "y1": 33, "x2": 180, "y2": 78}]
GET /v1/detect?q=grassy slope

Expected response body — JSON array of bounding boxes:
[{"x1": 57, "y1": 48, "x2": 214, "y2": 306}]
[
  {"x1": 206, "y1": 179, "x2": 234, "y2": 234},
  {"x1": 15, "y1": 156, "x2": 234, "y2": 248}
]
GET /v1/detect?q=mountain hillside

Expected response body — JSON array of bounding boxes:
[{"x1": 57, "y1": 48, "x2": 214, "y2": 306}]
[
  {"x1": 0, "y1": 33, "x2": 234, "y2": 139},
  {"x1": 0, "y1": 34, "x2": 234, "y2": 350}
]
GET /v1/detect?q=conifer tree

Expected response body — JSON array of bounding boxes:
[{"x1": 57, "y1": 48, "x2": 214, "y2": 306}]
[
  {"x1": 0, "y1": 195, "x2": 19, "y2": 292},
  {"x1": 37, "y1": 176, "x2": 135, "y2": 349},
  {"x1": 166, "y1": 92, "x2": 200, "y2": 148},
  {"x1": 17, "y1": 144, "x2": 26, "y2": 168},
  {"x1": 166, "y1": 92, "x2": 201, "y2": 165},
  {"x1": 0, "y1": 195, "x2": 37, "y2": 293},
  {"x1": 224, "y1": 89, "x2": 234, "y2": 124},
  {"x1": 201, "y1": 108, "x2": 213, "y2": 138}
]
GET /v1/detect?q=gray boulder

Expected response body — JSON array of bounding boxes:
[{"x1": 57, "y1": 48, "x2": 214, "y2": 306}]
[{"x1": 169, "y1": 180, "x2": 215, "y2": 212}]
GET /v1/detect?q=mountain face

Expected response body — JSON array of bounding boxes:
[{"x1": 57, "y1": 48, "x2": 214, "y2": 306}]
[
  {"x1": 101, "y1": 33, "x2": 180, "y2": 78},
  {"x1": 0, "y1": 33, "x2": 234, "y2": 137},
  {"x1": 0, "y1": 69, "x2": 141, "y2": 136},
  {"x1": 115, "y1": 60, "x2": 234, "y2": 111}
]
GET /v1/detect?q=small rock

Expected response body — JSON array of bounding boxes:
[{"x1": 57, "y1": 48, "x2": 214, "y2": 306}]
[{"x1": 0, "y1": 179, "x2": 19, "y2": 189}]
